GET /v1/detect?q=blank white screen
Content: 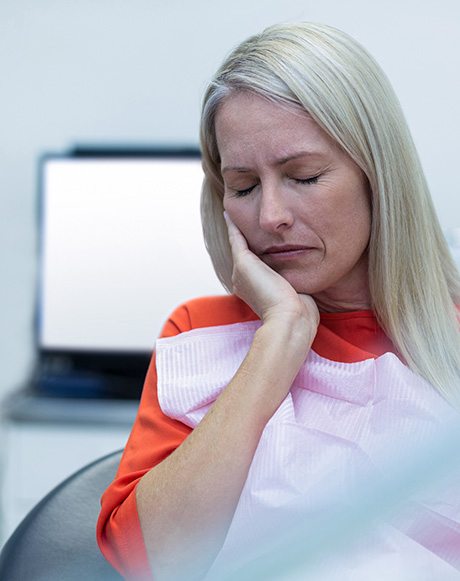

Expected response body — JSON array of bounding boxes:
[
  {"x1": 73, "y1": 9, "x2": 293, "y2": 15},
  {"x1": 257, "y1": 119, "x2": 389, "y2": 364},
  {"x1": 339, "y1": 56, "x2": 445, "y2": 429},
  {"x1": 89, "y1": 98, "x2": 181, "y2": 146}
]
[{"x1": 39, "y1": 157, "x2": 224, "y2": 351}]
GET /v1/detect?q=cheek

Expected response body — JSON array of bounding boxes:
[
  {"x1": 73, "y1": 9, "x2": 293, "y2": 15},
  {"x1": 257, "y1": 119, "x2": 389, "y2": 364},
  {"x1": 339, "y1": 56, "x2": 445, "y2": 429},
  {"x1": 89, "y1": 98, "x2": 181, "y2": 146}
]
[
  {"x1": 223, "y1": 197, "x2": 254, "y2": 232},
  {"x1": 351, "y1": 189, "x2": 372, "y2": 241},
  {"x1": 320, "y1": 183, "x2": 371, "y2": 251},
  {"x1": 342, "y1": 194, "x2": 371, "y2": 252}
]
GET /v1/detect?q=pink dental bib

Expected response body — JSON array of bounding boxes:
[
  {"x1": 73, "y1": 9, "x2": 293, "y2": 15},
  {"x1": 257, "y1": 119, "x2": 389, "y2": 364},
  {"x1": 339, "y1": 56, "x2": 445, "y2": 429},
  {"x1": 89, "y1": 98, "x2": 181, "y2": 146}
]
[{"x1": 156, "y1": 321, "x2": 460, "y2": 580}]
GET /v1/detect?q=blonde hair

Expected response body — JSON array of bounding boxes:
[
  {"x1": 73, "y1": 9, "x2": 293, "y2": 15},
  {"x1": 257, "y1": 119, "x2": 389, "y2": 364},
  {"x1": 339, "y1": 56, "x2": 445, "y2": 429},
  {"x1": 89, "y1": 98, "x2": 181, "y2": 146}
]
[{"x1": 200, "y1": 22, "x2": 460, "y2": 406}]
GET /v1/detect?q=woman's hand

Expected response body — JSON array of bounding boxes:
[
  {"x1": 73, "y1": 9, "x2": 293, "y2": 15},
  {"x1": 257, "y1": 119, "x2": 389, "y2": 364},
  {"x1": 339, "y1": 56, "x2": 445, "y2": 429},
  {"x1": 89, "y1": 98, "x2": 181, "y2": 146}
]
[{"x1": 224, "y1": 212, "x2": 319, "y2": 330}]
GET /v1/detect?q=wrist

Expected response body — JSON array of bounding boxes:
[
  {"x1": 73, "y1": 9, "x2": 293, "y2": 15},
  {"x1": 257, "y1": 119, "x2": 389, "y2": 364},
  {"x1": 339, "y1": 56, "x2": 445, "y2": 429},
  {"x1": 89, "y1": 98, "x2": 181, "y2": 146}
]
[{"x1": 255, "y1": 315, "x2": 317, "y2": 360}]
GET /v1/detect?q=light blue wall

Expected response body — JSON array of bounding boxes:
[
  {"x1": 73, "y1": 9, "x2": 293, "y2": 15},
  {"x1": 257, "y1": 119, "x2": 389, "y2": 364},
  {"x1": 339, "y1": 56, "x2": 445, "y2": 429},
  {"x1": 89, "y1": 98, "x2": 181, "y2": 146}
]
[{"x1": 1, "y1": 0, "x2": 459, "y2": 395}]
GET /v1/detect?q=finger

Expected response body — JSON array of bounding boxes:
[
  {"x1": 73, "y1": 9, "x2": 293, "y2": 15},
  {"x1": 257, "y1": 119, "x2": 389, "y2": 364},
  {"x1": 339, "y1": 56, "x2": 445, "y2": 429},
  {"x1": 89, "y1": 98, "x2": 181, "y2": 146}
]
[{"x1": 224, "y1": 211, "x2": 249, "y2": 256}]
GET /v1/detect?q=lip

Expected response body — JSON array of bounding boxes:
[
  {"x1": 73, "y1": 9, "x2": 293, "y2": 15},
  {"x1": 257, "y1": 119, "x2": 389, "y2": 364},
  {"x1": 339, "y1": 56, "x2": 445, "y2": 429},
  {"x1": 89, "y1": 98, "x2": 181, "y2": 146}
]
[
  {"x1": 260, "y1": 244, "x2": 315, "y2": 260},
  {"x1": 262, "y1": 244, "x2": 312, "y2": 254}
]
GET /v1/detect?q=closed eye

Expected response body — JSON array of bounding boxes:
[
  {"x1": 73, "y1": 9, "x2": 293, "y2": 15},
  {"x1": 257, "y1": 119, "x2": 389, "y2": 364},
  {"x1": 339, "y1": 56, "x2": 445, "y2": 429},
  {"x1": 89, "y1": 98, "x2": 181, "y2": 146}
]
[
  {"x1": 231, "y1": 174, "x2": 320, "y2": 197},
  {"x1": 233, "y1": 185, "x2": 257, "y2": 198},
  {"x1": 294, "y1": 175, "x2": 320, "y2": 185}
]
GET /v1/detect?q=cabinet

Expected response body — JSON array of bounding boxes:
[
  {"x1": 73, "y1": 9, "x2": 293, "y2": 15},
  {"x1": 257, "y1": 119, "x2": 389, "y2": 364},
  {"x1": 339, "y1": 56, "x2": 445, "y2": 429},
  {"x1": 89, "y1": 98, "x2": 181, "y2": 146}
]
[{"x1": 0, "y1": 392, "x2": 138, "y2": 546}]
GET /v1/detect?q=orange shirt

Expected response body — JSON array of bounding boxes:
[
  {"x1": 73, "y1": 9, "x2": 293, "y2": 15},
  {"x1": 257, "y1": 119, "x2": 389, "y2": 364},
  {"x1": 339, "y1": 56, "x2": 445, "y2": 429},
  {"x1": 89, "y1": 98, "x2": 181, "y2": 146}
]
[{"x1": 97, "y1": 295, "x2": 398, "y2": 578}]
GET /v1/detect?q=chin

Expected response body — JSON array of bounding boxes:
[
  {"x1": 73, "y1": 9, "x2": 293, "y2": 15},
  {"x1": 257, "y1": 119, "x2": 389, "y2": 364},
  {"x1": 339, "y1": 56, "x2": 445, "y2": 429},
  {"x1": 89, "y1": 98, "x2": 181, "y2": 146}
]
[{"x1": 278, "y1": 269, "x2": 325, "y2": 296}]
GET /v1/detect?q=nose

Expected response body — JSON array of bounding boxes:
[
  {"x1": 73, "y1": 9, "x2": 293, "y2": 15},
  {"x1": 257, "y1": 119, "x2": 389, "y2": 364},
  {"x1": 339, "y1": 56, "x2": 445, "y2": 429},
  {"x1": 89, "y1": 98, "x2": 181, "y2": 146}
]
[{"x1": 258, "y1": 185, "x2": 294, "y2": 233}]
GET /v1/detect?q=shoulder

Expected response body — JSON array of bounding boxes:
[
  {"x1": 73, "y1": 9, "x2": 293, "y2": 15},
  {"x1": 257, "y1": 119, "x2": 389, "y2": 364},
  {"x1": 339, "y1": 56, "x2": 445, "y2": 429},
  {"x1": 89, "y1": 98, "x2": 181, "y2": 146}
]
[{"x1": 159, "y1": 295, "x2": 258, "y2": 338}]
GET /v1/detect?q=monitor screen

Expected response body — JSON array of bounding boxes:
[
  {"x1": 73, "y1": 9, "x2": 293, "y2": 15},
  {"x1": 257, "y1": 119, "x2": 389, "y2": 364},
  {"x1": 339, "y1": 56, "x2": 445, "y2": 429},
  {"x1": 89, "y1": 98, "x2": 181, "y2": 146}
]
[{"x1": 38, "y1": 153, "x2": 224, "y2": 354}]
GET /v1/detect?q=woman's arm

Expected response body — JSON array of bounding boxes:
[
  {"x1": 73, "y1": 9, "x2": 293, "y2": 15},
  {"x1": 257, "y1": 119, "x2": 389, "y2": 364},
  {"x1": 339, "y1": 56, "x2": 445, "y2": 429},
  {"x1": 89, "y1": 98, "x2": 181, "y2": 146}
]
[{"x1": 136, "y1": 216, "x2": 319, "y2": 580}]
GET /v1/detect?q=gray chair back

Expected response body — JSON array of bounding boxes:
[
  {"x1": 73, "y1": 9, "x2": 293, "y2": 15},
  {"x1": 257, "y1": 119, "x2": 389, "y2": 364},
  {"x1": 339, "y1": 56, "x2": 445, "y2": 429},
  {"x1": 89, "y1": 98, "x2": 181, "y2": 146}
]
[{"x1": 0, "y1": 449, "x2": 123, "y2": 581}]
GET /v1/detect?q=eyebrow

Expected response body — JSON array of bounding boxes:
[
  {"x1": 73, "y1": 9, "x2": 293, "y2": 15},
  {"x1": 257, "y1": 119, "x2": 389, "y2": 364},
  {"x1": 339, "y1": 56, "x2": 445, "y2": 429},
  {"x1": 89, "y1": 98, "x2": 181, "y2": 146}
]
[{"x1": 221, "y1": 150, "x2": 326, "y2": 174}]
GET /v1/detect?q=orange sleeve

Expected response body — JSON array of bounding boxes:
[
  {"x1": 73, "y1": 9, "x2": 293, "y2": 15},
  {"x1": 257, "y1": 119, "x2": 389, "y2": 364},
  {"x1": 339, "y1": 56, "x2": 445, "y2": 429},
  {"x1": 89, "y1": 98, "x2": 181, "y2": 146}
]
[
  {"x1": 96, "y1": 296, "x2": 256, "y2": 579},
  {"x1": 96, "y1": 303, "x2": 195, "y2": 579}
]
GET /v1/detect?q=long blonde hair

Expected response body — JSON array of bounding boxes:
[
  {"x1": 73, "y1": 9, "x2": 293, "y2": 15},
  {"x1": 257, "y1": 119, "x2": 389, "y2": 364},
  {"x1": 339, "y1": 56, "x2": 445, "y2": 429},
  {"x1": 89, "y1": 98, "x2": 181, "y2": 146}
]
[{"x1": 200, "y1": 22, "x2": 460, "y2": 406}]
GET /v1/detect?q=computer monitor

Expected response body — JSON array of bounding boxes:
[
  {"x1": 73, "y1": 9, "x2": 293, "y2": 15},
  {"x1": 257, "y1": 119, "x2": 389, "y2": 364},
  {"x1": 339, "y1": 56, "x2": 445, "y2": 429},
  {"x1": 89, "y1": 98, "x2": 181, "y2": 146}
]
[{"x1": 35, "y1": 149, "x2": 224, "y2": 397}]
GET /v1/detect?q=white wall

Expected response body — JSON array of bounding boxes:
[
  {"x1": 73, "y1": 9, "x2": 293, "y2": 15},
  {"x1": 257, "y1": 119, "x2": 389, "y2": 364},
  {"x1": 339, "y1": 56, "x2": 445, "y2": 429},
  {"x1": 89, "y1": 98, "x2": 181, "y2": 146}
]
[{"x1": 1, "y1": 0, "x2": 459, "y2": 397}]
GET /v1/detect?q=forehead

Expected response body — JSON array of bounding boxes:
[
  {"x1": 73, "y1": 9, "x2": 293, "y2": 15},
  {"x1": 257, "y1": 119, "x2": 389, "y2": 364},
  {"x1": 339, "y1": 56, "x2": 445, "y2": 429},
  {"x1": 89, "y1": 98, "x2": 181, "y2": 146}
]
[{"x1": 214, "y1": 92, "x2": 337, "y2": 164}]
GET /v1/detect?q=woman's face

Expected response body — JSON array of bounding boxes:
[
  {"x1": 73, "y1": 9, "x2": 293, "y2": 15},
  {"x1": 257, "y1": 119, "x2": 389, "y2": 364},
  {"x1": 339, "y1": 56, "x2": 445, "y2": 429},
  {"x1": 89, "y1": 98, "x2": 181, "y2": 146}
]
[{"x1": 216, "y1": 92, "x2": 372, "y2": 310}]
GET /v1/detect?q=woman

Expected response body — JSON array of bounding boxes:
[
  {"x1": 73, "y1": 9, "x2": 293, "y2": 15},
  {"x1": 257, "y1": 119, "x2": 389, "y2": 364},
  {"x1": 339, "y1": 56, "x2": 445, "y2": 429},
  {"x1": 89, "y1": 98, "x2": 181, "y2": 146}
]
[{"x1": 97, "y1": 22, "x2": 460, "y2": 580}]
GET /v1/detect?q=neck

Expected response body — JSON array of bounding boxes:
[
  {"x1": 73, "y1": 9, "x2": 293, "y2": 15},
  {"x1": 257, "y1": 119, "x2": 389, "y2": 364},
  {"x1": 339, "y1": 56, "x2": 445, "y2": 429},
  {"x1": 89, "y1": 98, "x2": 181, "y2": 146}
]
[
  {"x1": 313, "y1": 295, "x2": 372, "y2": 313},
  {"x1": 312, "y1": 278, "x2": 372, "y2": 313}
]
